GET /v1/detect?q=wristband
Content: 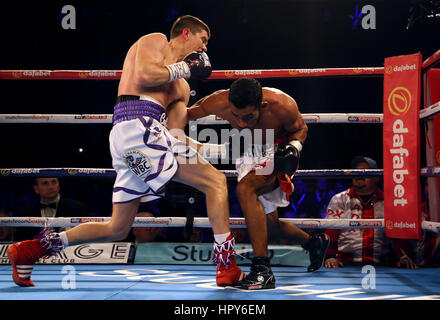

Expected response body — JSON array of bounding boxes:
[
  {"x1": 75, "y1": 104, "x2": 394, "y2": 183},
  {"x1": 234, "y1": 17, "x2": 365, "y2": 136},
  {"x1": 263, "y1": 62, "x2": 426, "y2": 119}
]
[
  {"x1": 165, "y1": 61, "x2": 191, "y2": 82},
  {"x1": 289, "y1": 139, "x2": 303, "y2": 152}
]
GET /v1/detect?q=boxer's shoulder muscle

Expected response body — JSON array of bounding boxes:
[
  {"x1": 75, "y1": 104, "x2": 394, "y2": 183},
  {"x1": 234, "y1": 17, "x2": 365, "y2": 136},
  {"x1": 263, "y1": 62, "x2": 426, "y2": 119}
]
[{"x1": 137, "y1": 33, "x2": 168, "y2": 48}]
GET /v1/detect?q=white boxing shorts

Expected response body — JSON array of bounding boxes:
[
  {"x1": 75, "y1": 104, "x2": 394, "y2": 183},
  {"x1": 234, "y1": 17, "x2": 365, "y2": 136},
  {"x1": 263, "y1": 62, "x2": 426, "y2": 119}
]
[
  {"x1": 236, "y1": 147, "x2": 290, "y2": 214},
  {"x1": 110, "y1": 96, "x2": 196, "y2": 203}
]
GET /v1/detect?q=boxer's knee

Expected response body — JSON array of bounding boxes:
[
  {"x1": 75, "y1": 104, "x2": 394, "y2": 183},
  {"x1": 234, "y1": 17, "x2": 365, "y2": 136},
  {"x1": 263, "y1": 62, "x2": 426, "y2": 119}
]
[
  {"x1": 214, "y1": 169, "x2": 227, "y2": 190},
  {"x1": 200, "y1": 167, "x2": 228, "y2": 197},
  {"x1": 212, "y1": 171, "x2": 228, "y2": 200},
  {"x1": 267, "y1": 212, "x2": 281, "y2": 233},
  {"x1": 236, "y1": 181, "x2": 257, "y2": 202}
]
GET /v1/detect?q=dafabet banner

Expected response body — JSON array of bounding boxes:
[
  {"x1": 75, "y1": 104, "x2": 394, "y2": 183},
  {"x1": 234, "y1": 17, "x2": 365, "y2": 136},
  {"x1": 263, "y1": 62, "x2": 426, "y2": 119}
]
[{"x1": 383, "y1": 53, "x2": 422, "y2": 240}]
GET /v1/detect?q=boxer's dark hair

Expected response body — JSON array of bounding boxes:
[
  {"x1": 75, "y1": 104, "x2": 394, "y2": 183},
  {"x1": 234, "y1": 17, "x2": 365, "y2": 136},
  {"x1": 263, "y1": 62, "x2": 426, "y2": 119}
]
[
  {"x1": 229, "y1": 78, "x2": 263, "y2": 110},
  {"x1": 171, "y1": 15, "x2": 211, "y2": 39}
]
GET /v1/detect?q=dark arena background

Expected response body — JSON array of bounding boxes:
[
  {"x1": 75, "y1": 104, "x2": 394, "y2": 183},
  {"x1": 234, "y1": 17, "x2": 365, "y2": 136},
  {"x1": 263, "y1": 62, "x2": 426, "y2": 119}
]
[
  {"x1": 0, "y1": 0, "x2": 439, "y2": 313},
  {"x1": 0, "y1": 0, "x2": 438, "y2": 216}
]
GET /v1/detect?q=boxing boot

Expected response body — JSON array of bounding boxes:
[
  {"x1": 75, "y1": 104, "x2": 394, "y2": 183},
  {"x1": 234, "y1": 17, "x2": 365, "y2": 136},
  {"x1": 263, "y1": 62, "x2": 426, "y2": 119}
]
[
  {"x1": 7, "y1": 228, "x2": 64, "y2": 287},
  {"x1": 303, "y1": 233, "x2": 330, "y2": 272},
  {"x1": 214, "y1": 235, "x2": 245, "y2": 286},
  {"x1": 233, "y1": 256, "x2": 275, "y2": 290}
]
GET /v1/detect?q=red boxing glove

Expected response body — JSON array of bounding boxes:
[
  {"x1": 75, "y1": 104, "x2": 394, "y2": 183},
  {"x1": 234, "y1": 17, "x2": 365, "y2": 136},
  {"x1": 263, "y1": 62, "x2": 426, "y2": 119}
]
[{"x1": 277, "y1": 173, "x2": 294, "y2": 201}]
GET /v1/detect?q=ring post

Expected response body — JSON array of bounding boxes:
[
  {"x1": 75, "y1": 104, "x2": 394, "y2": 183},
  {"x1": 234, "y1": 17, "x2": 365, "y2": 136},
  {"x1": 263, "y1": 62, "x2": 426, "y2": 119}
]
[
  {"x1": 383, "y1": 53, "x2": 422, "y2": 240},
  {"x1": 424, "y1": 68, "x2": 440, "y2": 222}
]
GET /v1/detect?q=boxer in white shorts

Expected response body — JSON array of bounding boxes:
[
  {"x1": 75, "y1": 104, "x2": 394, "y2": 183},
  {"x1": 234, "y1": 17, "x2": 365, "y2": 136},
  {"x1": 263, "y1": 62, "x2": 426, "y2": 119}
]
[
  {"x1": 235, "y1": 147, "x2": 290, "y2": 215},
  {"x1": 8, "y1": 15, "x2": 244, "y2": 288},
  {"x1": 187, "y1": 78, "x2": 330, "y2": 290},
  {"x1": 110, "y1": 96, "x2": 193, "y2": 204}
]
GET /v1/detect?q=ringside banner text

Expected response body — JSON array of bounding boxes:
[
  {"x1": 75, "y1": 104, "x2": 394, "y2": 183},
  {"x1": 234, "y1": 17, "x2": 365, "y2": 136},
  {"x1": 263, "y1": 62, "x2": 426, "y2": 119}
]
[{"x1": 0, "y1": 242, "x2": 133, "y2": 264}]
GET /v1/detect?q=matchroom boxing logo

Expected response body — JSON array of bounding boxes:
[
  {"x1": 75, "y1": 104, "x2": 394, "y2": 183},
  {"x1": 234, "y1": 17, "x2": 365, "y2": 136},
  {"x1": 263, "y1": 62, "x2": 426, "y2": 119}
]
[{"x1": 387, "y1": 86, "x2": 412, "y2": 208}]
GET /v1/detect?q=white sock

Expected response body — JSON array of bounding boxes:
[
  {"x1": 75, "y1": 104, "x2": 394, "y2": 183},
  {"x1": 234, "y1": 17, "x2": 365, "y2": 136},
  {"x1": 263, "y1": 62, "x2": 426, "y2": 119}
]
[
  {"x1": 59, "y1": 231, "x2": 69, "y2": 248},
  {"x1": 214, "y1": 232, "x2": 230, "y2": 244}
]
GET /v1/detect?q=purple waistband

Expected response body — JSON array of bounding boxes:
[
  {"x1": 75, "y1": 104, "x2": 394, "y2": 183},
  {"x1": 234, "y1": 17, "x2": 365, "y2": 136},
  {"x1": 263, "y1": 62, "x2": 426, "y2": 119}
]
[{"x1": 113, "y1": 99, "x2": 167, "y2": 126}]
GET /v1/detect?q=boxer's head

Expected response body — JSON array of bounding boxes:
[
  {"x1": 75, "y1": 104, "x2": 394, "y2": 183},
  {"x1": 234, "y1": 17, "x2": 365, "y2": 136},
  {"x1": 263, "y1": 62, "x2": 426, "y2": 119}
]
[
  {"x1": 229, "y1": 78, "x2": 263, "y2": 129},
  {"x1": 171, "y1": 15, "x2": 210, "y2": 53}
]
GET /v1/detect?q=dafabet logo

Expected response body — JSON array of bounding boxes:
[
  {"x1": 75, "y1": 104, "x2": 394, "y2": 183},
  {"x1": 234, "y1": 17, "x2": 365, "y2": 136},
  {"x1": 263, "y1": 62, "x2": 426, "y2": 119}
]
[{"x1": 388, "y1": 87, "x2": 412, "y2": 116}]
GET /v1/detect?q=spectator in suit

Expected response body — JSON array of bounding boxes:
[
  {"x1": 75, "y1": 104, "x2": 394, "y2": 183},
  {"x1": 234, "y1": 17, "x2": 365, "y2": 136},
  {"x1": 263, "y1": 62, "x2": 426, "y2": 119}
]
[{"x1": 15, "y1": 177, "x2": 88, "y2": 241}]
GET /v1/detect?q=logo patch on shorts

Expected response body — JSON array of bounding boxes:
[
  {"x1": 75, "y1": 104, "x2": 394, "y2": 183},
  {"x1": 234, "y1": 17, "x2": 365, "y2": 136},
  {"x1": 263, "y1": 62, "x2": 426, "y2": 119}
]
[
  {"x1": 150, "y1": 124, "x2": 163, "y2": 141},
  {"x1": 159, "y1": 113, "x2": 168, "y2": 127},
  {"x1": 123, "y1": 149, "x2": 152, "y2": 179}
]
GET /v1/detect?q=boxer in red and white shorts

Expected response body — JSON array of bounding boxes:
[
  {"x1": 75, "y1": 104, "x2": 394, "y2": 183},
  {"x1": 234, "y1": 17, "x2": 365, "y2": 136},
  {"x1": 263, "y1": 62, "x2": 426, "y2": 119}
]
[{"x1": 187, "y1": 78, "x2": 329, "y2": 290}]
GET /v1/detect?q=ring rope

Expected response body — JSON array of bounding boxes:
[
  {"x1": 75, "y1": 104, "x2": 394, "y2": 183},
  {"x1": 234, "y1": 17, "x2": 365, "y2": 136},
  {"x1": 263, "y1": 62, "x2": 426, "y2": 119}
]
[
  {"x1": 0, "y1": 46, "x2": 437, "y2": 82},
  {"x1": 419, "y1": 101, "x2": 440, "y2": 119},
  {"x1": 196, "y1": 113, "x2": 384, "y2": 125},
  {"x1": 0, "y1": 168, "x2": 385, "y2": 178},
  {"x1": 2, "y1": 101, "x2": 439, "y2": 125},
  {"x1": 0, "y1": 47, "x2": 437, "y2": 81},
  {"x1": 420, "y1": 166, "x2": 440, "y2": 177},
  {"x1": 0, "y1": 67, "x2": 385, "y2": 80},
  {"x1": 0, "y1": 217, "x2": 438, "y2": 233},
  {"x1": 0, "y1": 113, "x2": 383, "y2": 124},
  {"x1": 1, "y1": 167, "x2": 440, "y2": 178},
  {"x1": 422, "y1": 48, "x2": 440, "y2": 70}
]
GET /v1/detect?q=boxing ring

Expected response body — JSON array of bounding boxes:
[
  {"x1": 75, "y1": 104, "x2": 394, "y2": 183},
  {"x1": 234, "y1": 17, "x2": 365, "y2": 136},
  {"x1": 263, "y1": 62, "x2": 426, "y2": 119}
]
[
  {"x1": 0, "y1": 264, "x2": 439, "y2": 300},
  {"x1": 1, "y1": 49, "x2": 440, "y2": 303}
]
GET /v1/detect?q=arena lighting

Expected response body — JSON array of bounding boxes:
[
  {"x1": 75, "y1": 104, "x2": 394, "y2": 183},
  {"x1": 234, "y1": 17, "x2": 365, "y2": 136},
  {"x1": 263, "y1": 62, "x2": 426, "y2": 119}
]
[
  {"x1": 166, "y1": 8, "x2": 179, "y2": 23},
  {"x1": 406, "y1": 0, "x2": 440, "y2": 29},
  {"x1": 349, "y1": 5, "x2": 363, "y2": 27}
]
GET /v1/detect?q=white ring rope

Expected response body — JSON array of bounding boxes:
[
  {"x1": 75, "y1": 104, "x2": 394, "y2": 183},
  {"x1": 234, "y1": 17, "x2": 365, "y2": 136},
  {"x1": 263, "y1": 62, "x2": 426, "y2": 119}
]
[
  {"x1": 419, "y1": 101, "x2": 440, "y2": 120},
  {"x1": 197, "y1": 113, "x2": 385, "y2": 125},
  {"x1": 0, "y1": 113, "x2": 383, "y2": 124},
  {"x1": 0, "y1": 217, "x2": 438, "y2": 233},
  {"x1": 0, "y1": 168, "x2": 385, "y2": 178},
  {"x1": 1, "y1": 101, "x2": 438, "y2": 125}
]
